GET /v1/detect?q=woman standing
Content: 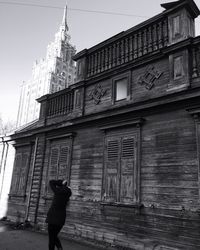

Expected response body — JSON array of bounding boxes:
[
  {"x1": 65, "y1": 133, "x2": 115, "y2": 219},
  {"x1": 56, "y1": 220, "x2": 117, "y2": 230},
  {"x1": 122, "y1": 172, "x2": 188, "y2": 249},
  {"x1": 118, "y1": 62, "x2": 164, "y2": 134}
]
[{"x1": 46, "y1": 179, "x2": 72, "y2": 250}]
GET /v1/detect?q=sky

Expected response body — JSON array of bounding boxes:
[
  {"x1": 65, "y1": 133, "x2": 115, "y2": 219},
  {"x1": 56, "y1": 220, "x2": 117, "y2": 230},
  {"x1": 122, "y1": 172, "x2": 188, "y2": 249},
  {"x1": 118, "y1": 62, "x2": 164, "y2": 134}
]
[{"x1": 0, "y1": 0, "x2": 200, "y2": 124}]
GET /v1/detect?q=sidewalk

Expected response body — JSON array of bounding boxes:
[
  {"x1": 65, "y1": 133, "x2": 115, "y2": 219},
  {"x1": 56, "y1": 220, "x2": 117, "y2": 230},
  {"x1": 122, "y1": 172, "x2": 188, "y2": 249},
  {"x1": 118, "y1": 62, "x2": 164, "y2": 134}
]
[{"x1": 0, "y1": 221, "x2": 109, "y2": 250}]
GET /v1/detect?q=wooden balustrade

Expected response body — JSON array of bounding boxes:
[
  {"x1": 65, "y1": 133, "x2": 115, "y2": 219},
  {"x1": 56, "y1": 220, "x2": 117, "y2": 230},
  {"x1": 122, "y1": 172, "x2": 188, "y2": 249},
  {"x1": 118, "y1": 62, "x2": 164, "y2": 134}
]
[
  {"x1": 47, "y1": 91, "x2": 74, "y2": 117},
  {"x1": 87, "y1": 18, "x2": 168, "y2": 77}
]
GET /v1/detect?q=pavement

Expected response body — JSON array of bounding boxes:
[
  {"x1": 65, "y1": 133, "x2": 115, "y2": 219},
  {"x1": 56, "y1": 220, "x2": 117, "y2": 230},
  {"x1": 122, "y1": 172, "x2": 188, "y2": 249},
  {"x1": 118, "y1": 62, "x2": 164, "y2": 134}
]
[{"x1": 0, "y1": 221, "x2": 109, "y2": 250}]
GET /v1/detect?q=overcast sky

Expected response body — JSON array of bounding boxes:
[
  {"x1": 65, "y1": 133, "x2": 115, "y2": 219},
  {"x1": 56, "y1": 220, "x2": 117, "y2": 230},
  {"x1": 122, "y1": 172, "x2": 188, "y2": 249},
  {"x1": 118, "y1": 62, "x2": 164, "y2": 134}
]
[{"x1": 0, "y1": 0, "x2": 200, "y2": 124}]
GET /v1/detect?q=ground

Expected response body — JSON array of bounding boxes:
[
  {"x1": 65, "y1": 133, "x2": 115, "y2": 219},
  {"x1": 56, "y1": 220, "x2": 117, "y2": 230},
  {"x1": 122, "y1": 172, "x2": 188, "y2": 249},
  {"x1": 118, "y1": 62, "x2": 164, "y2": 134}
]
[{"x1": 0, "y1": 220, "x2": 112, "y2": 250}]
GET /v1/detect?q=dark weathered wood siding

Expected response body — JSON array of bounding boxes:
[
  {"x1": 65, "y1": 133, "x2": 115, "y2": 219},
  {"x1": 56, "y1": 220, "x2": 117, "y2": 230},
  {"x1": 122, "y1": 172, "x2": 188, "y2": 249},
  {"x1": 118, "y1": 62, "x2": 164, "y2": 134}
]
[
  {"x1": 6, "y1": 1, "x2": 200, "y2": 249},
  {"x1": 17, "y1": 106, "x2": 199, "y2": 249}
]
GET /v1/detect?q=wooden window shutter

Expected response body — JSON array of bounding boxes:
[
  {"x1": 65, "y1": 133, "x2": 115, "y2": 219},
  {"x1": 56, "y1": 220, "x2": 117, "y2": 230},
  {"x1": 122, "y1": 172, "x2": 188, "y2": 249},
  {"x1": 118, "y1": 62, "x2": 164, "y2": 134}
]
[
  {"x1": 49, "y1": 147, "x2": 59, "y2": 179},
  {"x1": 18, "y1": 153, "x2": 29, "y2": 194},
  {"x1": 58, "y1": 146, "x2": 69, "y2": 179},
  {"x1": 10, "y1": 153, "x2": 22, "y2": 194},
  {"x1": 48, "y1": 147, "x2": 59, "y2": 195},
  {"x1": 104, "y1": 138, "x2": 120, "y2": 202},
  {"x1": 120, "y1": 136, "x2": 136, "y2": 203}
]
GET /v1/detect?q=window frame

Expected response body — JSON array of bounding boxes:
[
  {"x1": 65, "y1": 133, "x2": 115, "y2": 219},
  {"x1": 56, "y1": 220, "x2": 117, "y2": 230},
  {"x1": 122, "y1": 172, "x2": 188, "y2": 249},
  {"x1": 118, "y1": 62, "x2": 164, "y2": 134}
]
[
  {"x1": 9, "y1": 144, "x2": 32, "y2": 199},
  {"x1": 112, "y1": 72, "x2": 131, "y2": 104},
  {"x1": 100, "y1": 119, "x2": 143, "y2": 207},
  {"x1": 44, "y1": 134, "x2": 74, "y2": 199}
]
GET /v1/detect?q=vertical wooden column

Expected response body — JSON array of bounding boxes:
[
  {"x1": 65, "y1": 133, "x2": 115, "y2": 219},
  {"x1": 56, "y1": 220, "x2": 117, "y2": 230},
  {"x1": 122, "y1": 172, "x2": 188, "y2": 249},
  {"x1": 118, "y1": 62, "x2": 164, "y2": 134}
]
[
  {"x1": 194, "y1": 114, "x2": 200, "y2": 202},
  {"x1": 90, "y1": 55, "x2": 94, "y2": 76},
  {"x1": 192, "y1": 47, "x2": 198, "y2": 78},
  {"x1": 116, "y1": 41, "x2": 120, "y2": 65},
  {"x1": 153, "y1": 23, "x2": 158, "y2": 51},
  {"x1": 105, "y1": 47, "x2": 108, "y2": 70},
  {"x1": 125, "y1": 37, "x2": 129, "y2": 62},
  {"x1": 133, "y1": 34, "x2": 138, "y2": 59},
  {"x1": 163, "y1": 19, "x2": 168, "y2": 46},
  {"x1": 187, "y1": 109, "x2": 200, "y2": 202},
  {"x1": 158, "y1": 21, "x2": 163, "y2": 48},
  {"x1": 121, "y1": 39, "x2": 125, "y2": 64},
  {"x1": 108, "y1": 45, "x2": 112, "y2": 69},
  {"x1": 37, "y1": 94, "x2": 49, "y2": 123},
  {"x1": 87, "y1": 56, "x2": 91, "y2": 77},
  {"x1": 112, "y1": 43, "x2": 117, "y2": 67},
  {"x1": 148, "y1": 26, "x2": 153, "y2": 53},
  {"x1": 129, "y1": 36, "x2": 133, "y2": 61},
  {"x1": 138, "y1": 31, "x2": 142, "y2": 57},
  {"x1": 101, "y1": 49, "x2": 105, "y2": 72},
  {"x1": 143, "y1": 29, "x2": 148, "y2": 55},
  {"x1": 97, "y1": 52, "x2": 100, "y2": 73}
]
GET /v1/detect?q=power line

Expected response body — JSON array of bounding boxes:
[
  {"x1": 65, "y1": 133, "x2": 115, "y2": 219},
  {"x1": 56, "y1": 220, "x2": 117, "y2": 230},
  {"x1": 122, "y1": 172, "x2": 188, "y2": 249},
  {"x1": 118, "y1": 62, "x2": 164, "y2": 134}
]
[
  {"x1": 0, "y1": 1, "x2": 62, "y2": 9},
  {"x1": 70, "y1": 8, "x2": 149, "y2": 18},
  {"x1": 0, "y1": 1, "x2": 149, "y2": 18}
]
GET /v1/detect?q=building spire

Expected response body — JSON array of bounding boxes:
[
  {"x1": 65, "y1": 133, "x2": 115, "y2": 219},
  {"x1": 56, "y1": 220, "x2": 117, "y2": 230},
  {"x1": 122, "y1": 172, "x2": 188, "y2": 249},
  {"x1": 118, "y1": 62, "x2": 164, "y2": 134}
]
[{"x1": 62, "y1": 2, "x2": 69, "y2": 32}]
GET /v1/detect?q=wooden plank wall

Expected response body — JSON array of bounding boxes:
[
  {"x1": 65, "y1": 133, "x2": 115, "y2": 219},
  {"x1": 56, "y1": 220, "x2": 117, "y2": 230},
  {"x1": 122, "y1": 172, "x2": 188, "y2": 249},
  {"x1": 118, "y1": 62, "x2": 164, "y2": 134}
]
[
  {"x1": 7, "y1": 106, "x2": 200, "y2": 249},
  {"x1": 35, "y1": 108, "x2": 200, "y2": 249},
  {"x1": 6, "y1": 143, "x2": 35, "y2": 222},
  {"x1": 141, "y1": 110, "x2": 198, "y2": 209},
  {"x1": 84, "y1": 58, "x2": 169, "y2": 117}
]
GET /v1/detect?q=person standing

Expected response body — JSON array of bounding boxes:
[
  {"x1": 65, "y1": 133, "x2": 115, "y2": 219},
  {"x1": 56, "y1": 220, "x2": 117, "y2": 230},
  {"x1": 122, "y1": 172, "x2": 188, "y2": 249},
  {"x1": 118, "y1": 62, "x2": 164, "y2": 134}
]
[{"x1": 46, "y1": 179, "x2": 72, "y2": 250}]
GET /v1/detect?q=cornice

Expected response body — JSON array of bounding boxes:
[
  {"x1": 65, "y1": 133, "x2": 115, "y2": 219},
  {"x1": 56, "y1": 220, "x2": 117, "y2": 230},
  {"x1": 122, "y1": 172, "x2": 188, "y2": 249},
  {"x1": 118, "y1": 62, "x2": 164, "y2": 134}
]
[{"x1": 11, "y1": 86, "x2": 200, "y2": 140}]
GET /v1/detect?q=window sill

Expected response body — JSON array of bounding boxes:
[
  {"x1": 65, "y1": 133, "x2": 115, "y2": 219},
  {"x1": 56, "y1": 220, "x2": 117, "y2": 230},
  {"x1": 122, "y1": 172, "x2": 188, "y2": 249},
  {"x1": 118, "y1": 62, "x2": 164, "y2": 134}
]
[
  {"x1": 115, "y1": 98, "x2": 127, "y2": 102},
  {"x1": 100, "y1": 201, "x2": 143, "y2": 209}
]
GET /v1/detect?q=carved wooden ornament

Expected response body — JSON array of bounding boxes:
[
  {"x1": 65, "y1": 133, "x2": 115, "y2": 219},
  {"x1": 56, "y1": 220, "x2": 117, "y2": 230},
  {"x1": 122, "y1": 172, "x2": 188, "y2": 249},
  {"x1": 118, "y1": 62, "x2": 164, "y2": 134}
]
[
  {"x1": 137, "y1": 66, "x2": 162, "y2": 90},
  {"x1": 88, "y1": 83, "x2": 107, "y2": 105}
]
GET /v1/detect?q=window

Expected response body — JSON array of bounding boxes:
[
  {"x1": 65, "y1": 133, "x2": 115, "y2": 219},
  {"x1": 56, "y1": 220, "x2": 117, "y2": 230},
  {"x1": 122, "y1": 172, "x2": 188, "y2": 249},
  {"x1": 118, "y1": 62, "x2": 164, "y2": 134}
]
[
  {"x1": 103, "y1": 132, "x2": 139, "y2": 204},
  {"x1": 47, "y1": 139, "x2": 71, "y2": 196},
  {"x1": 115, "y1": 78, "x2": 128, "y2": 101},
  {"x1": 10, "y1": 147, "x2": 30, "y2": 197},
  {"x1": 112, "y1": 73, "x2": 130, "y2": 103}
]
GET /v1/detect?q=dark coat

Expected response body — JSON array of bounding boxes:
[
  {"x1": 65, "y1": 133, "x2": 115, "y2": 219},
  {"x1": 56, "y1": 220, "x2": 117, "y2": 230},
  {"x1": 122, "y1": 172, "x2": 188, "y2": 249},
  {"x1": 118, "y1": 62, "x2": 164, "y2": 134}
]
[{"x1": 46, "y1": 180, "x2": 72, "y2": 226}]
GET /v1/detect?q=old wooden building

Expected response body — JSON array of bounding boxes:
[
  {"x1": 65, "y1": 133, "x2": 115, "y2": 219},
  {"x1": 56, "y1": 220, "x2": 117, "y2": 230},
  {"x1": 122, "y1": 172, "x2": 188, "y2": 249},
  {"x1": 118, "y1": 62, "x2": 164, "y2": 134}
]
[{"x1": 5, "y1": 0, "x2": 200, "y2": 249}]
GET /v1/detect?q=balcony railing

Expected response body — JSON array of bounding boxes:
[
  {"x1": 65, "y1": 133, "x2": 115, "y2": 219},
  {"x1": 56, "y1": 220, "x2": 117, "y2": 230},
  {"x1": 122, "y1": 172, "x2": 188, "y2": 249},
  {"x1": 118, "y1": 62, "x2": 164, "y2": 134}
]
[
  {"x1": 87, "y1": 18, "x2": 168, "y2": 77},
  {"x1": 47, "y1": 91, "x2": 74, "y2": 117}
]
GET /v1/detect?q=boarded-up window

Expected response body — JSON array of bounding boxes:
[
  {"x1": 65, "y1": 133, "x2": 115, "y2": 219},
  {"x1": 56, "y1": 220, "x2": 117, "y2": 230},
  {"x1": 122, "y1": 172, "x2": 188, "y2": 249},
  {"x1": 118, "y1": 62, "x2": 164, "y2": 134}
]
[
  {"x1": 174, "y1": 56, "x2": 184, "y2": 79},
  {"x1": 103, "y1": 133, "x2": 138, "y2": 204},
  {"x1": 10, "y1": 148, "x2": 30, "y2": 196},
  {"x1": 173, "y1": 15, "x2": 181, "y2": 37},
  {"x1": 47, "y1": 140, "x2": 70, "y2": 195}
]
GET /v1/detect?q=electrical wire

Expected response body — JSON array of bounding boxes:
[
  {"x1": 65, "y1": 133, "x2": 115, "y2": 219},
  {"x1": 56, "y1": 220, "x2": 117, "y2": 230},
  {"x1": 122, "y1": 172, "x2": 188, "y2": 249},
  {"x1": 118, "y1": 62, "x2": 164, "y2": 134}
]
[{"x1": 0, "y1": 1, "x2": 149, "y2": 18}]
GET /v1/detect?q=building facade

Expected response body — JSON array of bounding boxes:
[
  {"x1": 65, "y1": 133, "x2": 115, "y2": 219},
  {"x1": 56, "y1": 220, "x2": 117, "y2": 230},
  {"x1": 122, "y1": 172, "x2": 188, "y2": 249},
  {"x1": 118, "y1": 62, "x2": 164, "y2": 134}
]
[
  {"x1": 16, "y1": 5, "x2": 76, "y2": 128},
  {"x1": 5, "y1": 0, "x2": 200, "y2": 249}
]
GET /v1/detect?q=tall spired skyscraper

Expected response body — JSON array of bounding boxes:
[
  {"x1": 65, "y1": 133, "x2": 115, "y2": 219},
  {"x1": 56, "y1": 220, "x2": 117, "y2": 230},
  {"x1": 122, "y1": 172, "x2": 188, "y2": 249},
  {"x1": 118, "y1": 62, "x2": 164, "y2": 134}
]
[{"x1": 17, "y1": 4, "x2": 76, "y2": 128}]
